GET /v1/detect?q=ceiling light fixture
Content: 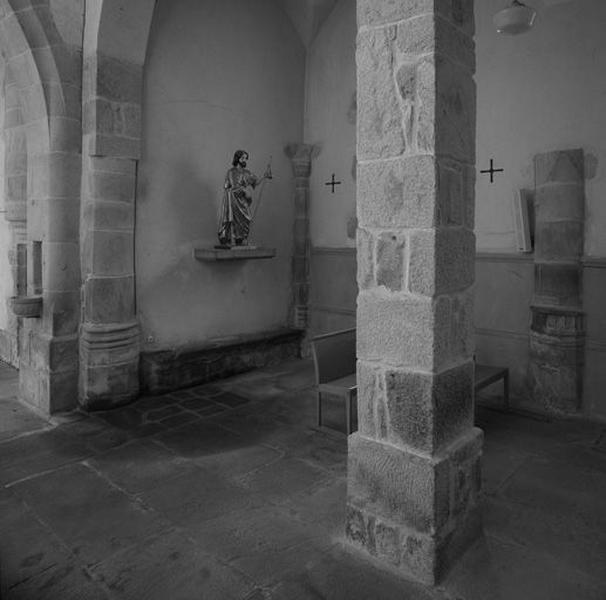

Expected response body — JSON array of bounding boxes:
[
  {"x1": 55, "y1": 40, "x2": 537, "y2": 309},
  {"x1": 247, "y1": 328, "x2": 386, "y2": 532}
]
[{"x1": 493, "y1": 0, "x2": 537, "y2": 35}]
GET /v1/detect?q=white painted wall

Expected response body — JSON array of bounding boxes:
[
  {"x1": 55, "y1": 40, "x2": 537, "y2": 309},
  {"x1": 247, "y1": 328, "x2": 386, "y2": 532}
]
[
  {"x1": 475, "y1": 0, "x2": 606, "y2": 256},
  {"x1": 0, "y1": 59, "x2": 10, "y2": 333},
  {"x1": 137, "y1": 0, "x2": 305, "y2": 348},
  {"x1": 305, "y1": 0, "x2": 356, "y2": 249}
]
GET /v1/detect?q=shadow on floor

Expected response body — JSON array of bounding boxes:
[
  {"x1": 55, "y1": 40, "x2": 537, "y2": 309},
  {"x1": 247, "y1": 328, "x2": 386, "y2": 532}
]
[{"x1": 0, "y1": 359, "x2": 605, "y2": 600}]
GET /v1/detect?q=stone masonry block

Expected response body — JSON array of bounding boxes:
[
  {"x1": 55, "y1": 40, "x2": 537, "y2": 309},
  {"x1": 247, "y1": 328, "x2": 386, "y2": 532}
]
[
  {"x1": 359, "y1": 0, "x2": 474, "y2": 36},
  {"x1": 91, "y1": 53, "x2": 143, "y2": 104},
  {"x1": 357, "y1": 27, "x2": 405, "y2": 160},
  {"x1": 535, "y1": 183, "x2": 584, "y2": 223},
  {"x1": 437, "y1": 158, "x2": 474, "y2": 228},
  {"x1": 43, "y1": 241, "x2": 80, "y2": 292},
  {"x1": 80, "y1": 361, "x2": 139, "y2": 411},
  {"x1": 435, "y1": 56, "x2": 476, "y2": 163},
  {"x1": 376, "y1": 232, "x2": 406, "y2": 291},
  {"x1": 357, "y1": 361, "x2": 386, "y2": 439},
  {"x1": 87, "y1": 168, "x2": 136, "y2": 203},
  {"x1": 84, "y1": 200, "x2": 135, "y2": 232},
  {"x1": 358, "y1": 0, "x2": 433, "y2": 28},
  {"x1": 534, "y1": 221, "x2": 584, "y2": 261},
  {"x1": 43, "y1": 197, "x2": 80, "y2": 242},
  {"x1": 534, "y1": 149, "x2": 584, "y2": 186},
  {"x1": 28, "y1": 332, "x2": 78, "y2": 372},
  {"x1": 347, "y1": 433, "x2": 447, "y2": 533},
  {"x1": 382, "y1": 362, "x2": 474, "y2": 453},
  {"x1": 42, "y1": 289, "x2": 80, "y2": 336},
  {"x1": 87, "y1": 132, "x2": 141, "y2": 160},
  {"x1": 357, "y1": 228, "x2": 375, "y2": 290},
  {"x1": 89, "y1": 155, "x2": 138, "y2": 176},
  {"x1": 32, "y1": 44, "x2": 82, "y2": 86},
  {"x1": 30, "y1": 151, "x2": 81, "y2": 199},
  {"x1": 408, "y1": 228, "x2": 475, "y2": 296},
  {"x1": 84, "y1": 275, "x2": 135, "y2": 323},
  {"x1": 348, "y1": 428, "x2": 481, "y2": 530},
  {"x1": 357, "y1": 291, "x2": 436, "y2": 370},
  {"x1": 91, "y1": 230, "x2": 134, "y2": 277},
  {"x1": 443, "y1": 291, "x2": 475, "y2": 366},
  {"x1": 358, "y1": 156, "x2": 437, "y2": 229},
  {"x1": 48, "y1": 116, "x2": 81, "y2": 153},
  {"x1": 534, "y1": 262, "x2": 581, "y2": 307},
  {"x1": 85, "y1": 98, "x2": 141, "y2": 139}
]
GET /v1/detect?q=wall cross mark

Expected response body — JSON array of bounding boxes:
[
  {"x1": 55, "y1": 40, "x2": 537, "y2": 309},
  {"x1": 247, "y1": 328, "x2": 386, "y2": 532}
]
[
  {"x1": 325, "y1": 173, "x2": 342, "y2": 194},
  {"x1": 480, "y1": 159, "x2": 504, "y2": 183}
]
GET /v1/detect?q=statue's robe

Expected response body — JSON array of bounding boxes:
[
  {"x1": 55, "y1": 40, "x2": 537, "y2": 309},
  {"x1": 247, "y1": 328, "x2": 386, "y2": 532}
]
[{"x1": 218, "y1": 166, "x2": 259, "y2": 245}]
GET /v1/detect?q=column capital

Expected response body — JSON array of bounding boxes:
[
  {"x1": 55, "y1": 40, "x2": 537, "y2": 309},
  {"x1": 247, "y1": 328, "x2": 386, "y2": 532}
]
[{"x1": 284, "y1": 143, "x2": 318, "y2": 178}]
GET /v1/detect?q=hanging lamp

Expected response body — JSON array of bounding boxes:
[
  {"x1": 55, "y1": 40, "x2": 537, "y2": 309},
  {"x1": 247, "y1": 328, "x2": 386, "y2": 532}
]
[{"x1": 493, "y1": 0, "x2": 537, "y2": 35}]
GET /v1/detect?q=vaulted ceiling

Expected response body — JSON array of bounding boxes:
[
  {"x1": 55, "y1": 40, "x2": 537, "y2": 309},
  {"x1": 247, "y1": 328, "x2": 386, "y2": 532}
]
[{"x1": 279, "y1": 0, "x2": 338, "y2": 47}]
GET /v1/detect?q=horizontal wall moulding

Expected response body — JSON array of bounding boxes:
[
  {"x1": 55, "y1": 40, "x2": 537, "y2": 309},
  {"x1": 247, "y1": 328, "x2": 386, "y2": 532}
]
[
  {"x1": 193, "y1": 246, "x2": 276, "y2": 261},
  {"x1": 474, "y1": 327, "x2": 529, "y2": 341},
  {"x1": 310, "y1": 304, "x2": 356, "y2": 317},
  {"x1": 312, "y1": 246, "x2": 356, "y2": 256}
]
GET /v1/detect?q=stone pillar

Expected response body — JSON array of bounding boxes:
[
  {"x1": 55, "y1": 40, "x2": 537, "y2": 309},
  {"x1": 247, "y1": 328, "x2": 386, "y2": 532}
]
[
  {"x1": 4, "y1": 32, "x2": 84, "y2": 414},
  {"x1": 2, "y1": 67, "x2": 27, "y2": 365},
  {"x1": 285, "y1": 143, "x2": 314, "y2": 330},
  {"x1": 348, "y1": 0, "x2": 481, "y2": 584},
  {"x1": 529, "y1": 149, "x2": 585, "y2": 414},
  {"x1": 79, "y1": 54, "x2": 143, "y2": 410},
  {"x1": 79, "y1": 155, "x2": 139, "y2": 410}
]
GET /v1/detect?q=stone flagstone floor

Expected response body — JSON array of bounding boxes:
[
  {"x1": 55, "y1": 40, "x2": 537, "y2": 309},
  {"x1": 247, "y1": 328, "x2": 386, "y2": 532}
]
[{"x1": 0, "y1": 358, "x2": 605, "y2": 600}]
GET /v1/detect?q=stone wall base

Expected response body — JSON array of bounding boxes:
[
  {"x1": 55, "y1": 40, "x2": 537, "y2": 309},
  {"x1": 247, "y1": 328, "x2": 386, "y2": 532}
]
[
  {"x1": 140, "y1": 328, "x2": 303, "y2": 395},
  {"x1": 0, "y1": 328, "x2": 18, "y2": 367},
  {"x1": 346, "y1": 429, "x2": 483, "y2": 585}
]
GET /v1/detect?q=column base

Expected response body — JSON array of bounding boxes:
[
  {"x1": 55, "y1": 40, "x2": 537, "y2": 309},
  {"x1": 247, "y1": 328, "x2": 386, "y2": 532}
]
[
  {"x1": 529, "y1": 305, "x2": 585, "y2": 415},
  {"x1": 19, "y1": 328, "x2": 79, "y2": 414},
  {"x1": 79, "y1": 321, "x2": 140, "y2": 411},
  {"x1": 346, "y1": 428, "x2": 483, "y2": 585}
]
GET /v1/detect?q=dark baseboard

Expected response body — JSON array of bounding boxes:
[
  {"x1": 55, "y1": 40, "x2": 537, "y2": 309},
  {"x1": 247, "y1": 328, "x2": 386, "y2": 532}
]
[{"x1": 140, "y1": 328, "x2": 303, "y2": 395}]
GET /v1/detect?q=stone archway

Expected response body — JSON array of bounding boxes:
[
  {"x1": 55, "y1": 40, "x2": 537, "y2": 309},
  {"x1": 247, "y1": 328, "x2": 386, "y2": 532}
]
[
  {"x1": 80, "y1": 0, "x2": 156, "y2": 410},
  {"x1": 0, "y1": 0, "x2": 83, "y2": 413}
]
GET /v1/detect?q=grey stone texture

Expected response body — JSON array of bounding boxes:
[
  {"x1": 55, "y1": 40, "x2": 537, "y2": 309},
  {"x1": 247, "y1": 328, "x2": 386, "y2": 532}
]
[
  {"x1": 530, "y1": 149, "x2": 586, "y2": 416},
  {"x1": 347, "y1": 429, "x2": 482, "y2": 584},
  {"x1": 140, "y1": 329, "x2": 302, "y2": 396},
  {"x1": 1, "y1": 360, "x2": 605, "y2": 599},
  {"x1": 352, "y1": 0, "x2": 479, "y2": 581},
  {"x1": 287, "y1": 144, "x2": 315, "y2": 330},
  {"x1": 408, "y1": 228, "x2": 475, "y2": 296}
]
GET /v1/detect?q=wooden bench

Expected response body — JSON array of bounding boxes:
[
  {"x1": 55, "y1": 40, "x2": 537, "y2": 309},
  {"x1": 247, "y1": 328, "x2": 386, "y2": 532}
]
[
  {"x1": 311, "y1": 328, "x2": 510, "y2": 434},
  {"x1": 310, "y1": 328, "x2": 357, "y2": 434},
  {"x1": 474, "y1": 363, "x2": 510, "y2": 410}
]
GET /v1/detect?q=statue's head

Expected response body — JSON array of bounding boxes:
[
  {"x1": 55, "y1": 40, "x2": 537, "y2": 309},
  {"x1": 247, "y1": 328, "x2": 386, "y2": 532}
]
[{"x1": 232, "y1": 150, "x2": 249, "y2": 167}]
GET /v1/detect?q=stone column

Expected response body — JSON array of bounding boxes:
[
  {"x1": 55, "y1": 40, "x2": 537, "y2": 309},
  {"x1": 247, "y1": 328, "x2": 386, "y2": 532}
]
[
  {"x1": 285, "y1": 143, "x2": 314, "y2": 330},
  {"x1": 79, "y1": 54, "x2": 142, "y2": 410},
  {"x1": 348, "y1": 0, "x2": 481, "y2": 584},
  {"x1": 2, "y1": 67, "x2": 27, "y2": 365},
  {"x1": 529, "y1": 149, "x2": 585, "y2": 414}
]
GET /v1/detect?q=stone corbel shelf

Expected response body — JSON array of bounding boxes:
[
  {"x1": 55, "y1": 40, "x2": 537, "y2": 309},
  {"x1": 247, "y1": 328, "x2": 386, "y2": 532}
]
[{"x1": 193, "y1": 247, "x2": 276, "y2": 262}]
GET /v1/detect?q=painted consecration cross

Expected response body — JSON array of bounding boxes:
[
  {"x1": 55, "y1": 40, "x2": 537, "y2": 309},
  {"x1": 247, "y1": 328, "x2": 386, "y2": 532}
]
[
  {"x1": 325, "y1": 173, "x2": 342, "y2": 193},
  {"x1": 480, "y1": 159, "x2": 504, "y2": 183}
]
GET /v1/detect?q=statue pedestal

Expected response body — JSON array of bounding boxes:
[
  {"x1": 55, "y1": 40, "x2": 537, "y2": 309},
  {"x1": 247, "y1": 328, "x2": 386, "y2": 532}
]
[{"x1": 193, "y1": 246, "x2": 276, "y2": 261}]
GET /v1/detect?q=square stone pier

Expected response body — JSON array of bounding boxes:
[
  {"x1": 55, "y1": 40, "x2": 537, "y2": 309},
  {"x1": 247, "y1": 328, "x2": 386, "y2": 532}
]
[{"x1": 347, "y1": 0, "x2": 482, "y2": 584}]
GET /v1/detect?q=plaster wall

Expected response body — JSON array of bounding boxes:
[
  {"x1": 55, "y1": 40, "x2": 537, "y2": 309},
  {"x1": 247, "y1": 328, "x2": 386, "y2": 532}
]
[
  {"x1": 475, "y1": 0, "x2": 606, "y2": 255},
  {"x1": 0, "y1": 60, "x2": 10, "y2": 334},
  {"x1": 305, "y1": 0, "x2": 356, "y2": 249},
  {"x1": 136, "y1": 0, "x2": 305, "y2": 349}
]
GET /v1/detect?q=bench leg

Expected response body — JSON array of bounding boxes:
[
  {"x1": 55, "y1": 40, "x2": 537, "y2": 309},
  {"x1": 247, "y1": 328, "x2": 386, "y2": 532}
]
[
  {"x1": 504, "y1": 371, "x2": 510, "y2": 411},
  {"x1": 317, "y1": 391, "x2": 323, "y2": 428}
]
